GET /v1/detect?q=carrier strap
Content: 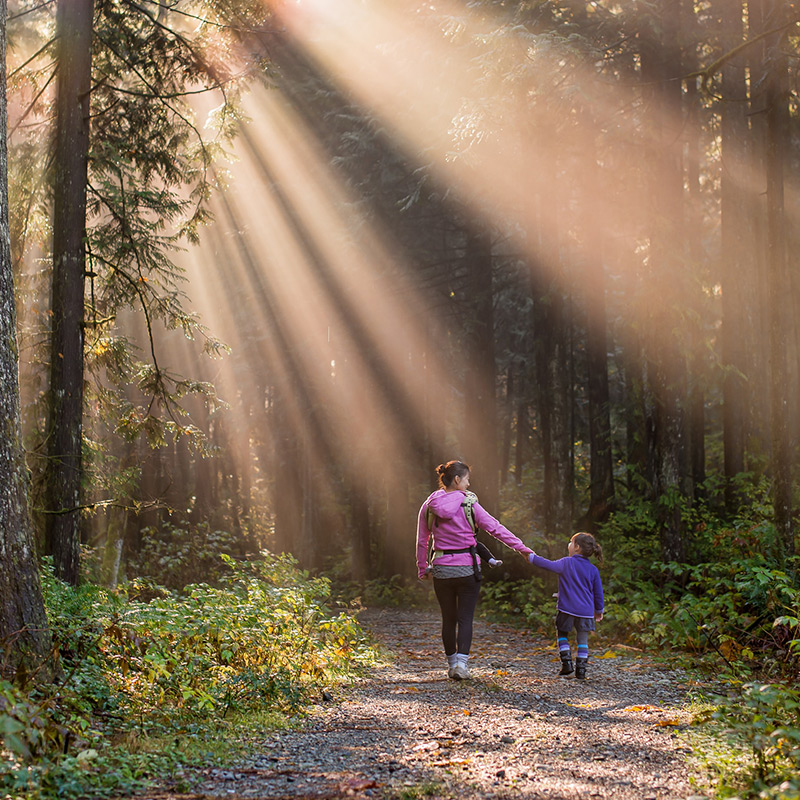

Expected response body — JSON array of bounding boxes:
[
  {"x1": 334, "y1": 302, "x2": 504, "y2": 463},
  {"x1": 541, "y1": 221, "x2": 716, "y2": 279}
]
[{"x1": 433, "y1": 545, "x2": 481, "y2": 582}]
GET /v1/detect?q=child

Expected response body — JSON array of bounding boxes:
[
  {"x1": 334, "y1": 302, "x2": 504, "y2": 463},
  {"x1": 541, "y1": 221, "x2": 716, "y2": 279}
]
[{"x1": 528, "y1": 532, "x2": 604, "y2": 679}]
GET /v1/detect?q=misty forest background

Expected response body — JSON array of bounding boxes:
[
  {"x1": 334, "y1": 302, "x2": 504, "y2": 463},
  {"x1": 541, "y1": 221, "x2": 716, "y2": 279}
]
[{"x1": 2, "y1": 0, "x2": 800, "y2": 798}]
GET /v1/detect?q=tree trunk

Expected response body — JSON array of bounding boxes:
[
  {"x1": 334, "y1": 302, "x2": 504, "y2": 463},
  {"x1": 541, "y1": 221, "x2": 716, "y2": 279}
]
[
  {"x1": 463, "y1": 221, "x2": 499, "y2": 511},
  {"x1": 44, "y1": 0, "x2": 94, "y2": 585},
  {"x1": 350, "y1": 482, "x2": 371, "y2": 582},
  {"x1": 746, "y1": 0, "x2": 772, "y2": 456},
  {"x1": 639, "y1": 0, "x2": 690, "y2": 562},
  {"x1": 716, "y1": 0, "x2": 749, "y2": 508},
  {"x1": 621, "y1": 336, "x2": 650, "y2": 490},
  {"x1": 0, "y1": 0, "x2": 53, "y2": 678},
  {"x1": 683, "y1": 3, "x2": 706, "y2": 494},
  {"x1": 499, "y1": 366, "x2": 513, "y2": 483},
  {"x1": 580, "y1": 145, "x2": 613, "y2": 527},
  {"x1": 586, "y1": 268, "x2": 613, "y2": 528},
  {"x1": 514, "y1": 396, "x2": 527, "y2": 486},
  {"x1": 762, "y1": 13, "x2": 794, "y2": 556},
  {"x1": 534, "y1": 279, "x2": 574, "y2": 536},
  {"x1": 383, "y1": 469, "x2": 411, "y2": 578}
]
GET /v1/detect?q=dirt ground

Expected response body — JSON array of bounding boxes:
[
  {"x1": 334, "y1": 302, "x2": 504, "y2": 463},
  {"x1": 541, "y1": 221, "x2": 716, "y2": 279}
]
[{"x1": 138, "y1": 606, "x2": 711, "y2": 800}]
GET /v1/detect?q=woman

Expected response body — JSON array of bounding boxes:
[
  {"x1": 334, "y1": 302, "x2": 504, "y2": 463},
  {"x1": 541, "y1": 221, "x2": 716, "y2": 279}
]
[{"x1": 416, "y1": 460, "x2": 534, "y2": 680}]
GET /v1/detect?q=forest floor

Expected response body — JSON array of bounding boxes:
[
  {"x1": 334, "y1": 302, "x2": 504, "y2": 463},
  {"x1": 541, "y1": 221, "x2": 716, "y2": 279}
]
[{"x1": 136, "y1": 606, "x2": 714, "y2": 800}]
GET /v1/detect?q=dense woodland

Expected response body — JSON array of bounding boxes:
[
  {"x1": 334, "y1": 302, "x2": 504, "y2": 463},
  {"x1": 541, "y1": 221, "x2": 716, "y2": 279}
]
[{"x1": 2, "y1": 0, "x2": 800, "y2": 797}]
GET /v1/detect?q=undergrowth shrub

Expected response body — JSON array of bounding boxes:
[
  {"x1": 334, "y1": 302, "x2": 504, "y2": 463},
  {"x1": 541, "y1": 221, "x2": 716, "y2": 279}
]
[
  {"x1": 602, "y1": 555, "x2": 800, "y2": 674},
  {"x1": 128, "y1": 521, "x2": 248, "y2": 589},
  {"x1": 597, "y1": 486, "x2": 800, "y2": 675},
  {"x1": 704, "y1": 683, "x2": 800, "y2": 799},
  {"x1": 1, "y1": 551, "x2": 374, "y2": 799}
]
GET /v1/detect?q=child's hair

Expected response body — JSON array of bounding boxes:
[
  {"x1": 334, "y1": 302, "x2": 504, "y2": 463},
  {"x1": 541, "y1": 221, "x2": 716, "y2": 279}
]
[
  {"x1": 436, "y1": 460, "x2": 471, "y2": 489},
  {"x1": 571, "y1": 532, "x2": 603, "y2": 562}
]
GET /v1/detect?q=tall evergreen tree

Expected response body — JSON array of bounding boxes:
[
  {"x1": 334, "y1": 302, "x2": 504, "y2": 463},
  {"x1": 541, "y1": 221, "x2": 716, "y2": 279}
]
[
  {"x1": 44, "y1": 0, "x2": 93, "y2": 585},
  {"x1": 0, "y1": 0, "x2": 52, "y2": 677},
  {"x1": 716, "y1": 0, "x2": 750, "y2": 509}
]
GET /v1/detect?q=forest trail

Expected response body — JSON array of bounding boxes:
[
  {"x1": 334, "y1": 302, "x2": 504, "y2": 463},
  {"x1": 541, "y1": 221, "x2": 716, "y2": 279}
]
[{"x1": 145, "y1": 607, "x2": 707, "y2": 800}]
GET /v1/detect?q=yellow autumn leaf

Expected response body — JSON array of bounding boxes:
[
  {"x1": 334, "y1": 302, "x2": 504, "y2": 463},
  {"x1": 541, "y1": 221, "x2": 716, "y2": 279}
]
[
  {"x1": 598, "y1": 651, "x2": 619, "y2": 659},
  {"x1": 656, "y1": 719, "x2": 683, "y2": 727}
]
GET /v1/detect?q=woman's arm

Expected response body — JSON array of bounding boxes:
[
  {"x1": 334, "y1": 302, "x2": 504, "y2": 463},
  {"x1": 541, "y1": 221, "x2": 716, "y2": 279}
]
[
  {"x1": 472, "y1": 503, "x2": 533, "y2": 556},
  {"x1": 416, "y1": 503, "x2": 432, "y2": 579}
]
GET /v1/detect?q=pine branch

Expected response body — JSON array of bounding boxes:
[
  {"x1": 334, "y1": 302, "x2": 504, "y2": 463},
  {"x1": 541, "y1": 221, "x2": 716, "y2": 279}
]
[
  {"x1": 8, "y1": 38, "x2": 57, "y2": 81},
  {"x1": 8, "y1": 0, "x2": 57, "y2": 22},
  {"x1": 689, "y1": 18, "x2": 800, "y2": 93}
]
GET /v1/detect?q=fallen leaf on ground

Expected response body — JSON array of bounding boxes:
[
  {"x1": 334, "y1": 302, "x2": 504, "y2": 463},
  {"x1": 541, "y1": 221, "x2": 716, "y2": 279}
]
[
  {"x1": 413, "y1": 741, "x2": 439, "y2": 751},
  {"x1": 337, "y1": 777, "x2": 380, "y2": 795}
]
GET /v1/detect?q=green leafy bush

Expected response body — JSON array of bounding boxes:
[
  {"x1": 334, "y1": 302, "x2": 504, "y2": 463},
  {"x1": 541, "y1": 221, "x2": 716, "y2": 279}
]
[
  {"x1": 708, "y1": 683, "x2": 800, "y2": 799},
  {"x1": 128, "y1": 521, "x2": 246, "y2": 589},
  {"x1": 2, "y1": 551, "x2": 374, "y2": 799},
  {"x1": 595, "y1": 484, "x2": 800, "y2": 674},
  {"x1": 600, "y1": 554, "x2": 800, "y2": 674}
]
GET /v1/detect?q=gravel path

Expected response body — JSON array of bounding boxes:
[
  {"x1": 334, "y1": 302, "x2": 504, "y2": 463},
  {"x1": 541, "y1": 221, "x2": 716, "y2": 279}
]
[{"x1": 156, "y1": 607, "x2": 707, "y2": 800}]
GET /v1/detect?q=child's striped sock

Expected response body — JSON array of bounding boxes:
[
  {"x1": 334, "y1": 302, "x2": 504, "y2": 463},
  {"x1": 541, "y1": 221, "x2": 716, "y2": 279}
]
[{"x1": 558, "y1": 636, "x2": 571, "y2": 659}]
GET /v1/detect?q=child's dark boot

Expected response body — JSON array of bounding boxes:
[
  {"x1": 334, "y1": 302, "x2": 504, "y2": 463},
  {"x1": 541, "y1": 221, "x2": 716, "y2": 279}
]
[
  {"x1": 575, "y1": 658, "x2": 588, "y2": 680},
  {"x1": 558, "y1": 657, "x2": 574, "y2": 676}
]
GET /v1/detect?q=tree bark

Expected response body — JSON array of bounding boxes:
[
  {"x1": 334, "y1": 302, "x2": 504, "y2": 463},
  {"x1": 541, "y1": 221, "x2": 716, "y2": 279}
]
[
  {"x1": 762, "y1": 12, "x2": 794, "y2": 556},
  {"x1": 746, "y1": 0, "x2": 772, "y2": 455},
  {"x1": 499, "y1": 366, "x2": 513, "y2": 483},
  {"x1": 0, "y1": 0, "x2": 53, "y2": 678},
  {"x1": 44, "y1": 0, "x2": 94, "y2": 585},
  {"x1": 716, "y1": 0, "x2": 749, "y2": 508},
  {"x1": 639, "y1": 0, "x2": 691, "y2": 562},
  {"x1": 534, "y1": 278, "x2": 574, "y2": 536},
  {"x1": 463, "y1": 221, "x2": 500, "y2": 512},
  {"x1": 683, "y1": 2, "x2": 706, "y2": 494},
  {"x1": 586, "y1": 266, "x2": 613, "y2": 528},
  {"x1": 350, "y1": 482, "x2": 371, "y2": 582}
]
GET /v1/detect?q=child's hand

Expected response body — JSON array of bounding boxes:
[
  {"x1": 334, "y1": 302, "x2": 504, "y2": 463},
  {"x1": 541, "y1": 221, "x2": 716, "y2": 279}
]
[
  {"x1": 528, "y1": 552, "x2": 536, "y2": 563},
  {"x1": 595, "y1": 612, "x2": 603, "y2": 621}
]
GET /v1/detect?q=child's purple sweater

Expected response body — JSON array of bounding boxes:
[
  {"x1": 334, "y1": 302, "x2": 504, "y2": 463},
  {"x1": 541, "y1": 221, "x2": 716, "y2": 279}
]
[
  {"x1": 416, "y1": 489, "x2": 533, "y2": 579},
  {"x1": 529, "y1": 553, "x2": 605, "y2": 618}
]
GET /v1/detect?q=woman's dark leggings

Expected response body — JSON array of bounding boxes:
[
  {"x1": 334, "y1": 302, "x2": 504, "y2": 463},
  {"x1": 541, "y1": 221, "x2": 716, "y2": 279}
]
[{"x1": 433, "y1": 575, "x2": 481, "y2": 655}]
